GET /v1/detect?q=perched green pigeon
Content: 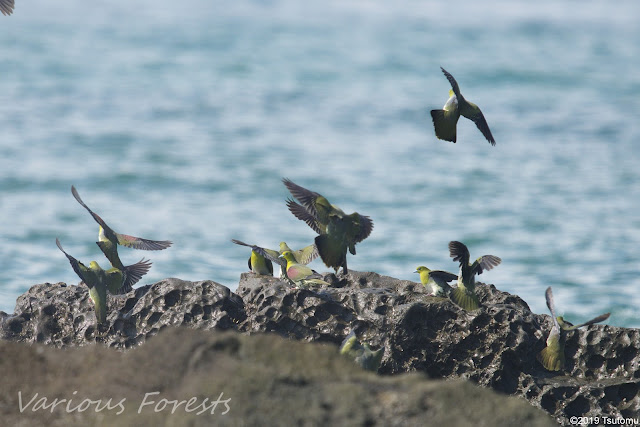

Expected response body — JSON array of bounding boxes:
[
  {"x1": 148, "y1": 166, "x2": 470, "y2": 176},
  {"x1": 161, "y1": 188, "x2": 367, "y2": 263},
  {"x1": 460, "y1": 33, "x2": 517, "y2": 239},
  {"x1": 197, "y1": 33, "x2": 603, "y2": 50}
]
[
  {"x1": 232, "y1": 239, "x2": 319, "y2": 278},
  {"x1": 339, "y1": 331, "x2": 384, "y2": 372},
  {"x1": 71, "y1": 185, "x2": 170, "y2": 293},
  {"x1": 56, "y1": 238, "x2": 126, "y2": 325},
  {"x1": 538, "y1": 286, "x2": 610, "y2": 371},
  {"x1": 414, "y1": 266, "x2": 457, "y2": 297},
  {"x1": 281, "y1": 250, "x2": 330, "y2": 288},
  {"x1": 283, "y1": 178, "x2": 373, "y2": 275},
  {"x1": 431, "y1": 67, "x2": 495, "y2": 145},
  {"x1": 231, "y1": 239, "x2": 276, "y2": 276},
  {"x1": 448, "y1": 241, "x2": 501, "y2": 311}
]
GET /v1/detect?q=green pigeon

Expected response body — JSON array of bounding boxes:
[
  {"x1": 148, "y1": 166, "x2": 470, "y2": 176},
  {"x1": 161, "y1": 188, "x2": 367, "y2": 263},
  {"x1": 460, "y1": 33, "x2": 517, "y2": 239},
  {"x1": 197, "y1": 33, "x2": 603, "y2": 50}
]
[
  {"x1": 538, "y1": 286, "x2": 610, "y2": 372},
  {"x1": 339, "y1": 331, "x2": 384, "y2": 372},
  {"x1": 414, "y1": 266, "x2": 458, "y2": 297},
  {"x1": 281, "y1": 250, "x2": 330, "y2": 288},
  {"x1": 283, "y1": 178, "x2": 373, "y2": 275},
  {"x1": 0, "y1": 0, "x2": 14, "y2": 16},
  {"x1": 233, "y1": 239, "x2": 319, "y2": 279},
  {"x1": 56, "y1": 238, "x2": 125, "y2": 325},
  {"x1": 71, "y1": 185, "x2": 171, "y2": 293},
  {"x1": 231, "y1": 239, "x2": 276, "y2": 276},
  {"x1": 431, "y1": 67, "x2": 495, "y2": 145},
  {"x1": 448, "y1": 241, "x2": 501, "y2": 311}
]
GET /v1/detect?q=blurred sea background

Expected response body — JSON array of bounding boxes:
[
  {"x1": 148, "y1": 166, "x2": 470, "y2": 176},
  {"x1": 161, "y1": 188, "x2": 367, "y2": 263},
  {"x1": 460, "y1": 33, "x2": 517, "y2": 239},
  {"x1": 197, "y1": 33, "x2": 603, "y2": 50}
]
[{"x1": 1, "y1": 0, "x2": 639, "y2": 326}]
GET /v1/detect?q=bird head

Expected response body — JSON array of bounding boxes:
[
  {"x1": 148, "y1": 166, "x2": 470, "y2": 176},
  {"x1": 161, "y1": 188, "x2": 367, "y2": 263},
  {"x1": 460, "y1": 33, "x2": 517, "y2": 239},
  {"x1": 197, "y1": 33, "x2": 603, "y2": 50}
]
[
  {"x1": 279, "y1": 242, "x2": 292, "y2": 253},
  {"x1": 89, "y1": 261, "x2": 101, "y2": 270},
  {"x1": 281, "y1": 251, "x2": 295, "y2": 263},
  {"x1": 414, "y1": 266, "x2": 431, "y2": 284}
]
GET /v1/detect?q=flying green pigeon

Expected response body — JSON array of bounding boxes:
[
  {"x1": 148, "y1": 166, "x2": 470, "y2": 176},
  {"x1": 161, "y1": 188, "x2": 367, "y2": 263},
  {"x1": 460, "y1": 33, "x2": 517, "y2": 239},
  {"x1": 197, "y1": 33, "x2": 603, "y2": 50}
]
[
  {"x1": 431, "y1": 67, "x2": 495, "y2": 145},
  {"x1": 232, "y1": 239, "x2": 319, "y2": 278},
  {"x1": 414, "y1": 266, "x2": 458, "y2": 297},
  {"x1": 0, "y1": 0, "x2": 14, "y2": 15},
  {"x1": 280, "y1": 250, "x2": 330, "y2": 288},
  {"x1": 448, "y1": 241, "x2": 501, "y2": 311},
  {"x1": 538, "y1": 286, "x2": 610, "y2": 372},
  {"x1": 71, "y1": 185, "x2": 171, "y2": 293},
  {"x1": 283, "y1": 178, "x2": 373, "y2": 275},
  {"x1": 56, "y1": 238, "x2": 126, "y2": 325},
  {"x1": 339, "y1": 331, "x2": 384, "y2": 372}
]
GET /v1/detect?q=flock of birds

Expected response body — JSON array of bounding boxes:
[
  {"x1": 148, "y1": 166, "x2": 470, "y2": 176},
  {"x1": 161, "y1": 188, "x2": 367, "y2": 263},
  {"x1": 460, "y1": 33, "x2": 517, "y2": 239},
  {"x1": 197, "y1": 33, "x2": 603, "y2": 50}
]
[{"x1": 46, "y1": 66, "x2": 610, "y2": 373}]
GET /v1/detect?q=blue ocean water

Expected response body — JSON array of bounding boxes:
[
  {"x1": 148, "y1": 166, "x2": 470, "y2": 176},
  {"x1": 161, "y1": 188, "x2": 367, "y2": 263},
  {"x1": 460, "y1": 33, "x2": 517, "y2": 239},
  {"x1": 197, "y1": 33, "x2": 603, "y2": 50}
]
[{"x1": 1, "y1": 0, "x2": 639, "y2": 326}]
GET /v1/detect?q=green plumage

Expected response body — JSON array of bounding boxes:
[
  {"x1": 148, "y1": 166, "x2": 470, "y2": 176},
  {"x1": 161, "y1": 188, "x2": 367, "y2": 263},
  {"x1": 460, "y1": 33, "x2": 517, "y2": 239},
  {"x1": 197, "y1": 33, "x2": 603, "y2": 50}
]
[
  {"x1": 431, "y1": 67, "x2": 495, "y2": 145},
  {"x1": 538, "y1": 287, "x2": 610, "y2": 372},
  {"x1": 448, "y1": 241, "x2": 501, "y2": 311},
  {"x1": 415, "y1": 266, "x2": 457, "y2": 297},
  {"x1": 283, "y1": 178, "x2": 373, "y2": 275},
  {"x1": 71, "y1": 185, "x2": 170, "y2": 294},
  {"x1": 56, "y1": 238, "x2": 121, "y2": 325},
  {"x1": 339, "y1": 331, "x2": 384, "y2": 372},
  {"x1": 232, "y1": 239, "x2": 318, "y2": 278},
  {"x1": 281, "y1": 250, "x2": 330, "y2": 288}
]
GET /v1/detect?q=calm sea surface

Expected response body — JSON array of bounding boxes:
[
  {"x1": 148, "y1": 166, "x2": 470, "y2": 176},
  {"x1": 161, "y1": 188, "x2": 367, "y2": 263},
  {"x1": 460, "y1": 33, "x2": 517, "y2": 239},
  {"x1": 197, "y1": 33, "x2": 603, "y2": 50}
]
[{"x1": 1, "y1": 0, "x2": 639, "y2": 326}]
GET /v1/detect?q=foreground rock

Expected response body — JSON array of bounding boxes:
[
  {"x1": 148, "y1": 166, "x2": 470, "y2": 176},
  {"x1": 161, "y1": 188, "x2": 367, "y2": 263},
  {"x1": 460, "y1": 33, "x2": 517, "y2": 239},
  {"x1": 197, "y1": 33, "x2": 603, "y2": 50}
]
[
  {"x1": 0, "y1": 327, "x2": 553, "y2": 426},
  {"x1": 1, "y1": 271, "x2": 639, "y2": 424}
]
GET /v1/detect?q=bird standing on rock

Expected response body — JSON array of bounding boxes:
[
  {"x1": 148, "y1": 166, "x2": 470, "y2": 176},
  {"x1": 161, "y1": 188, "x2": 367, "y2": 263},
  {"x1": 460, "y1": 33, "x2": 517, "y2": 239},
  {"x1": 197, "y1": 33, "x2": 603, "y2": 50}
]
[
  {"x1": 281, "y1": 250, "x2": 330, "y2": 288},
  {"x1": 538, "y1": 286, "x2": 610, "y2": 371},
  {"x1": 414, "y1": 266, "x2": 458, "y2": 297},
  {"x1": 71, "y1": 185, "x2": 171, "y2": 293},
  {"x1": 431, "y1": 67, "x2": 495, "y2": 145},
  {"x1": 56, "y1": 238, "x2": 124, "y2": 325},
  {"x1": 231, "y1": 239, "x2": 276, "y2": 276},
  {"x1": 232, "y1": 239, "x2": 319, "y2": 278},
  {"x1": 283, "y1": 178, "x2": 373, "y2": 275},
  {"x1": 448, "y1": 241, "x2": 501, "y2": 310}
]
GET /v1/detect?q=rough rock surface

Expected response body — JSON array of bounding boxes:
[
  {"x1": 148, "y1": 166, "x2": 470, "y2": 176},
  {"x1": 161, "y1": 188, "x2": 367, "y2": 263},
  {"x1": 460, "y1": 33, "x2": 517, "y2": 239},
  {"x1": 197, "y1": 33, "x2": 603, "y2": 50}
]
[
  {"x1": 0, "y1": 327, "x2": 554, "y2": 426},
  {"x1": 1, "y1": 278, "x2": 245, "y2": 349},
  {"x1": 1, "y1": 271, "x2": 639, "y2": 424}
]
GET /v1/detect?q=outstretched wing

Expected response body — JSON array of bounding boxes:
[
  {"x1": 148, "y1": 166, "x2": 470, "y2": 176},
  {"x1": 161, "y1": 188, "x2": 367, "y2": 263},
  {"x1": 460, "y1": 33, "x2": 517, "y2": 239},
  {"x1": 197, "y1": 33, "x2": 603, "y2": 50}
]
[
  {"x1": 0, "y1": 0, "x2": 14, "y2": 16},
  {"x1": 353, "y1": 213, "x2": 374, "y2": 243},
  {"x1": 56, "y1": 238, "x2": 88, "y2": 282},
  {"x1": 116, "y1": 233, "x2": 172, "y2": 250},
  {"x1": 429, "y1": 270, "x2": 458, "y2": 283},
  {"x1": 448, "y1": 241, "x2": 470, "y2": 266},
  {"x1": 468, "y1": 108, "x2": 496, "y2": 146},
  {"x1": 286, "y1": 199, "x2": 325, "y2": 234},
  {"x1": 291, "y1": 243, "x2": 319, "y2": 265},
  {"x1": 545, "y1": 287, "x2": 561, "y2": 332},
  {"x1": 565, "y1": 312, "x2": 611, "y2": 331},
  {"x1": 71, "y1": 185, "x2": 118, "y2": 242},
  {"x1": 440, "y1": 67, "x2": 462, "y2": 101},
  {"x1": 472, "y1": 255, "x2": 501, "y2": 275},
  {"x1": 120, "y1": 258, "x2": 152, "y2": 294},
  {"x1": 283, "y1": 178, "x2": 323, "y2": 218},
  {"x1": 231, "y1": 239, "x2": 282, "y2": 264}
]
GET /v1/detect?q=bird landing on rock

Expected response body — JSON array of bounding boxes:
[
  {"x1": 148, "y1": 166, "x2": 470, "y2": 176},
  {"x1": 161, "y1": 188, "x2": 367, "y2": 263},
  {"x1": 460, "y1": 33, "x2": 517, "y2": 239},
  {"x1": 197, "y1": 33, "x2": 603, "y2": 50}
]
[{"x1": 283, "y1": 178, "x2": 373, "y2": 275}]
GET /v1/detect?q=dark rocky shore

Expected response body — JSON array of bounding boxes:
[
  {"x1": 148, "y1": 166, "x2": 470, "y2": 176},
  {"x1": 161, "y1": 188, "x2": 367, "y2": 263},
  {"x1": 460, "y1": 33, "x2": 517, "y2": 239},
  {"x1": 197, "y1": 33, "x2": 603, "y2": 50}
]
[{"x1": 1, "y1": 271, "x2": 638, "y2": 425}]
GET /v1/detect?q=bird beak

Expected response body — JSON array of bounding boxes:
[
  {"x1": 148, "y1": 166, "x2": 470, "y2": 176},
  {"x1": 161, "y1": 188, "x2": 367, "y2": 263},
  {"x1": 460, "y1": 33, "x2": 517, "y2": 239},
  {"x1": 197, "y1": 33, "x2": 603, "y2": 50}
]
[{"x1": 414, "y1": 270, "x2": 419, "y2": 274}]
